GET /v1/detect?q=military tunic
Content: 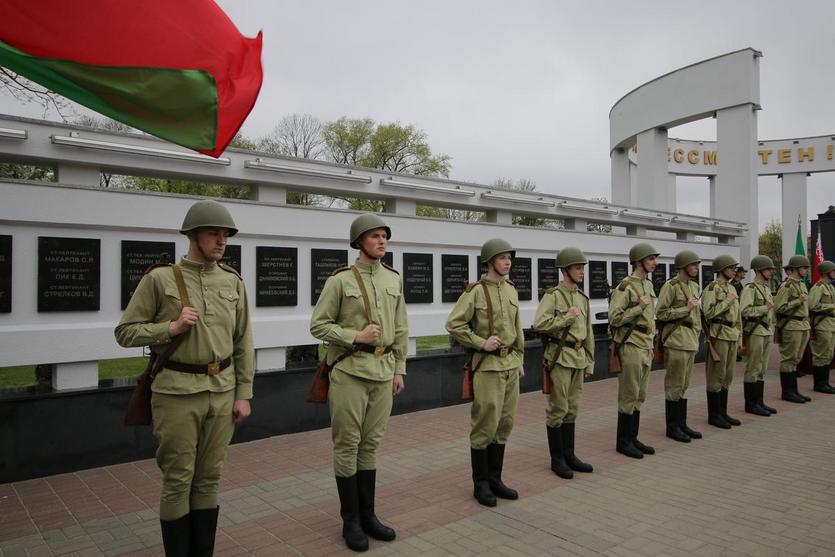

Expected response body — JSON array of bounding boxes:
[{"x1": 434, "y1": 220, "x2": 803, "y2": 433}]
[
  {"x1": 774, "y1": 277, "x2": 810, "y2": 372},
  {"x1": 309, "y1": 260, "x2": 408, "y2": 477},
  {"x1": 533, "y1": 284, "x2": 594, "y2": 428},
  {"x1": 446, "y1": 278, "x2": 525, "y2": 449},
  {"x1": 608, "y1": 275, "x2": 656, "y2": 414},
  {"x1": 739, "y1": 279, "x2": 775, "y2": 383},
  {"x1": 808, "y1": 279, "x2": 835, "y2": 366},
  {"x1": 656, "y1": 276, "x2": 702, "y2": 401},
  {"x1": 702, "y1": 278, "x2": 740, "y2": 392},
  {"x1": 115, "y1": 258, "x2": 254, "y2": 520}
]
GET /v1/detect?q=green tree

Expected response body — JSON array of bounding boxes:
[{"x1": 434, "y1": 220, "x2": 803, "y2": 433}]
[
  {"x1": 587, "y1": 197, "x2": 613, "y2": 233},
  {"x1": 491, "y1": 178, "x2": 562, "y2": 228},
  {"x1": 759, "y1": 220, "x2": 782, "y2": 267},
  {"x1": 323, "y1": 117, "x2": 375, "y2": 166}
]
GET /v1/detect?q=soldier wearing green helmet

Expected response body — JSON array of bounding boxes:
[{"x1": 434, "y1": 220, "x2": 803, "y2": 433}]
[
  {"x1": 609, "y1": 242, "x2": 658, "y2": 460},
  {"x1": 533, "y1": 247, "x2": 594, "y2": 479},
  {"x1": 774, "y1": 255, "x2": 812, "y2": 403},
  {"x1": 447, "y1": 238, "x2": 525, "y2": 507},
  {"x1": 310, "y1": 213, "x2": 407, "y2": 552},
  {"x1": 808, "y1": 260, "x2": 835, "y2": 393},
  {"x1": 656, "y1": 249, "x2": 703, "y2": 443},
  {"x1": 701, "y1": 254, "x2": 742, "y2": 429},
  {"x1": 115, "y1": 199, "x2": 254, "y2": 556},
  {"x1": 739, "y1": 255, "x2": 778, "y2": 415}
]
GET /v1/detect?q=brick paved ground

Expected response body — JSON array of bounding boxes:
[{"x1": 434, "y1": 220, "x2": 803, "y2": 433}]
[{"x1": 2, "y1": 349, "x2": 835, "y2": 556}]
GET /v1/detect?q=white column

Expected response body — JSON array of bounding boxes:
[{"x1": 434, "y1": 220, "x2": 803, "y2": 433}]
[
  {"x1": 256, "y1": 347, "x2": 286, "y2": 372},
  {"x1": 666, "y1": 173, "x2": 677, "y2": 213},
  {"x1": 610, "y1": 148, "x2": 631, "y2": 206},
  {"x1": 781, "y1": 172, "x2": 808, "y2": 265},
  {"x1": 385, "y1": 198, "x2": 416, "y2": 216},
  {"x1": 407, "y1": 337, "x2": 417, "y2": 357},
  {"x1": 486, "y1": 210, "x2": 513, "y2": 225},
  {"x1": 56, "y1": 163, "x2": 100, "y2": 187},
  {"x1": 251, "y1": 184, "x2": 287, "y2": 203},
  {"x1": 715, "y1": 104, "x2": 758, "y2": 265},
  {"x1": 53, "y1": 361, "x2": 98, "y2": 391},
  {"x1": 635, "y1": 128, "x2": 669, "y2": 211},
  {"x1": 708, "y1": 176, "x2": 717, "y2": 217}
]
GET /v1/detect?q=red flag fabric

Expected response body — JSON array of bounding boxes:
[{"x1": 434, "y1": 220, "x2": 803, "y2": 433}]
[{"x1": 812, "y1": 233, "x2": 824, "y2": 284}]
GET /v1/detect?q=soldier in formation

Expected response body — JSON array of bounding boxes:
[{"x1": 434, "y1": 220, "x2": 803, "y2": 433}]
[
  {"x1": 310, "y1": 214, "x2": 408, "y2": 552},
  {"x1": 116, "y1": 200, "x2": 254, "y2": 557},
  {"x1": 808, "y1": 260, "x2": 835, "y2": 393},
  {"x1": 739, "y1": 256, "x2": 778, "y2": 416},
  {"x1": 774, "y1": 256, "x2": 812, "y2": 403},
  {"x1": 533, "y1": 247, "x2": 594, "y2": 479},
  {"x1": 446, "y1": 239, "x2": 525, "y2": 507}
]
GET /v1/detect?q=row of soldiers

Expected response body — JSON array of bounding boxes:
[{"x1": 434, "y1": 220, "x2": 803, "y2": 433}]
[{"x1": 116, "y1": 203, "x2": 835, "y2": 554}]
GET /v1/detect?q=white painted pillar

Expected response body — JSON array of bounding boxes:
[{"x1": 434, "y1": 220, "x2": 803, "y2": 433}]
[
  {"x1": 256, "y1": 347, "x2": 286, "y2": 372},
  {"x1": 635, "y1": 128, "x2": 669, "y2": 211},
  {"x1": 666, "y1": 173, "x2": 677, "y2": 213},
  {"x1": 610, "y1": 148, "x2": 632, "y2": 206},
  {"x1": 407, "y1": 337, "x2": 417, "y2": 357},
  {"x1": 715, "y1": 103, "x2": 759, "y2": 265},
  {"x1": 708, "y1": 176, "x2": 717, "y2": 218},
  {"x1": 385, "y1": 198, "x2": 417, "y2": 216},
  {"x1": 486, "y1": 210, "x2": 513, "y2": 225},
  {"x1": 56, "y1": 163, "x2": 100, "y2": 187},
  {"x1": 52, "y1": 361, "x2": 98, "y2": 391},
  {"x1": 252, "y1": 184, "x2": 287, "y2": 204},
  {"x1": 781, "y1": 172, "x2": 808, "y2": 265}
]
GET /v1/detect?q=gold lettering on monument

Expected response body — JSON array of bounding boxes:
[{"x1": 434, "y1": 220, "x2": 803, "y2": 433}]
[
  {"x1": 673, "y1": 148, "x2": 684, "y2": 163},
  {"x1": 687, "y1": 150, "x2": 699, "y2": 164},
  {"x1": 759, "y1": 149, "x2": 772, "y2": 164},
  {"x1": 778, "y1": 149, "x2": 792, "y2": 164},
  {"x1": 703, "y1": 151, "x2": 717, "y2": 165},
  {"x1": 798, "y1": 147, "x2": 814, "y2": 162}
]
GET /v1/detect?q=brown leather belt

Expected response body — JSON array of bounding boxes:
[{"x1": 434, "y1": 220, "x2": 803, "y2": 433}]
[
  {"x1": 543, "y1": 336, "x2": 584, "y2": 351},
  {"x1": 477, "y1": 346, "x2": 515, "y2": 358},
  {"x1": 354, "y1": 344, "x2": 393, "y2": 357},
  {"x1": 166, "y1": 357, "x2": 231, "y2": 376},
  {"x1": 710, "y1": 319, "x2": 735, "y2": 327}
]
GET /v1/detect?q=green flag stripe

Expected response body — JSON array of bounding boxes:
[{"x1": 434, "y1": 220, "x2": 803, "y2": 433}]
[{"x1": 0, "y1": 39, "x2": 217, "y2": 150}]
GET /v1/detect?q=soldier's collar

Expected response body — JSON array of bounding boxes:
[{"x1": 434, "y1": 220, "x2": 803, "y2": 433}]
[
  {"x1": 354, "y1": 259, "x2": 381, "y2": 273},
  {"x1": 180, "y1": 257, "x2": 217, "y2": 272}
]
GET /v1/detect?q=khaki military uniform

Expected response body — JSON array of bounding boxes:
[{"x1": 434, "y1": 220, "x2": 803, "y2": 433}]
[
  {"x1": 740, "y1": 279, "x2": 774, "y2": 382},
  {"x1": 447, "y1": 278, "x2": 525, "y2": 449},
  {"x1": 656, "y1": 277, "x2": 702, "y2": 401},
  {"x1": 702, "y1": 278, "x2": 740, "y2": 391},
  {"x1": 115, "y1": 259, "x2": 254, "y2": 521},
  {"x1": 310, "y1": 260, "x2": 408, "y2": 478},
  {"x1": 533, "y1": 284, "x2": 594, "y2": 427},
  {"x1": 731, "y1": 279, "x2": 744, "y2": 297},
  {"x1": 808, "y1": 279, "x2": 835, "y2": 366},
  {"x1": 774, "y1": 277, "x2": 810, "y2": 371},
  {"x1": 609, "y1": 276, "x2": 656, "y2": 414}
]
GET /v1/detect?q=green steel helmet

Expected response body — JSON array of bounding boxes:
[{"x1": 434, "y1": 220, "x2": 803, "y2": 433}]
[
  {"x1": 712, "y1": 254, "x2": 738, "y2": 273},
  {"x1": 750, "y1": 255, "x2": 776, "y2": 271},
  {"x1": 818, "y1": 260, "x2": 835, "y2": 275},
  {"x1": 556, "y1": 247, "x2": 587, "y2": 268},
  {"x1": 784, "y1": 255, "x2": 810, "y2": 269},
  {"x1": 179, "y1": 200, "x2": 238, "y2": 236},
  {"x1": 674, "y1": 250, "x2": 701, "y2": 269},
  {"x1": 628, "y1": 242, "x2": 659, "y2": 262},
  {"x1": 481, "y1": 238, "x2": 515, "y2": 262},
  {"x1": 349, "y1": 214, "x2": 391, "y2": 249}
]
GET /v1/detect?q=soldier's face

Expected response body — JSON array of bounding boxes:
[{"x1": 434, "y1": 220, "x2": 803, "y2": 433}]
[
  {"x1": 829, "y1": 270, "x2": 835, "y2": 280},
  {"x1": 359, "y1": 228, "x2": 388, "y2": 259},
  {"x1": 489, "y1": 253, "x2": 512, "y2": 276},
  {"x1": 721, "y1": 267, "x2": 735, "y2": 280},
  {"x1": 564, "y1": 264, "x2": 585, "y2": 284},
  {"x1": 736, "y1": 271, "x2": 746, "y2": 281},
  {"x1": 192, "y1": 227, "x2": 229, "y2": 262},
  {"x1": 761, "y1": 268, "x2": 774, "y2": 280},
  {"x1": 684, "y1": 262, "x2": 699, "y2": 278},
  {"x1": 798, "y1": 266, "x2": 809, "y2": 278},
  {"x1": 640, "y1": 255, "x2": 657, "y2": 273}
]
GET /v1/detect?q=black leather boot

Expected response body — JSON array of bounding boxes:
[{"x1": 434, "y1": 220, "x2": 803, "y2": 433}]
[
  {"x1": 190, "y1": 507, "x2": 218, "y2": 557},
  {"x1": 707, "y1": 391, "x2": 731, "y2": 429},
  {"x1": 757, "y1": 380, "x2": 777, "y2": 414},
  {"x1": 356, "y1": 469, "x2": 395, "y2": 541},
  {"x1": 720, "y1": 389, "x2": 741, "y2": 426},
  {"x1": 546, "y1": 425, "x2": 574, "y2": 478},
  {"x1": 679, "y1": 399, "x2": 702, "y2": 439},
  {"x1": 160, "y1": 514, "x2": 190, "y2": 557},
  {"x1": 794, "y1": 370, "x2": 812, "y2": 401},
  {"x1": 335, "y1": 475, "x2": 369, "y2": 552},
  {"x1": 744, "y1": 382, "x2": 769, "y2": 415},
  {"x1": 781, "y1": 372, "x2": 806, "y2": 403},
  {"x1": 487, "y1": 443, "x2": 519, "y2": 499},
  {"x1": 631, "y1": 410, "x2": 655, "y2": 454},
  {"x1": 562, "y1": 422, "x2": 593, "y2": 473},
  {"x1": 471, "y1": 448, "x2": 497, "y2": 507},
  {"x1": 615, "y1": 412, "x2": 643, "y2": 459},
  {"x1": 666, "y1": 399, "x2": 690, "y2": 443},
  {"x1": 813, "y1": 365, "x2": 835, "y2": 394}
]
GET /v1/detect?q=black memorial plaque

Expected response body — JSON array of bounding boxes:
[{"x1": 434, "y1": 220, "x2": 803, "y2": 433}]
[
  {"x1": 38, "y1": 237, "x2": 100, "y2": 312},
  {"x1": 121, "y1": 241, "x2": 175, "y2": 309},
  {"x1": 589, "y1": 260, "x2": 608, "y2": 299},
  {"x1": 0, "y1": 235, "x2": 10, "y2": 313},
  {"x1": 701, "y1": 264, "x2": 713, "y2": 289},
  {"x1": 611, "y1": 261, "x2": 629, "y2": 287},
  {"x1": 510, "y1": 257, "x2": 532, "y2": 301},
  {"x1": 652, "y1": 264, "x2": 667, "y2": 295},
  {"x1": 256, "y1": 246, "x2": 297, "y2": 307},
  {"x1": 442, "y1": 254, "x2": 469, "y2": 303},
  {"x1": 311, "y1": 249, "x2": 348, "y2": 305},
  {"x1": 538, "y1": 258, "x2": 558, "y2": 299},
  {"x1": 220, "y1": 244, "x2": 241, "y2": 273},
  {"x1": 403, "y1": 253, "x2": 433, "y2": 303},
  {"x1": 382, "y1": 251, "x2": 394, "y2": 268}
]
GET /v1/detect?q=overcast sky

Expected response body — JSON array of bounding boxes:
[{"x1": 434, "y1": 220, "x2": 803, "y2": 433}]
[{"x1": 2, "y1": 0, "x2": 832, "y2": 232}]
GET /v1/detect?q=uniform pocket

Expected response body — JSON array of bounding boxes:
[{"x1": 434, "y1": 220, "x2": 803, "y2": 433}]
[
  {"x1": 386, "y1": 286, "x2": 401, "y2": 298},
  {"x1": 219, "y1": 290, "x2": 240, "y2": 303}
]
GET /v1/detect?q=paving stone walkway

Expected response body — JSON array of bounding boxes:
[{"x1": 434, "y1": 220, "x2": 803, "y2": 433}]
[{"x1": 2, "y1": 350, "x2": 835, "y2": 556}]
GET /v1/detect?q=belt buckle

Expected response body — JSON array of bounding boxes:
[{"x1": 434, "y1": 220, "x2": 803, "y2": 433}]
[
  {"x1": 207, "y1": 361, "x2": 220, "y2": 376},
  {"x1": 574, "y1": 341, "x2": 582, "y2": 351},
  {"x1": 499, "y1": 347, "x2": 509, "y2": 358},
  {"x1": 374, "y1": 346, "x2": 386, "y2": 357}
]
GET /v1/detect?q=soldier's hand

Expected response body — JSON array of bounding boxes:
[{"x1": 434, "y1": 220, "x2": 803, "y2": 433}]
[
  {"x1": 392, "y1": 374, "x2": 405, "y2": 396},
  {"x1": 799, "y1": 293, "x2": 807, "y2": 301},
  {"x1": 727, "y1": 290, "x2": 738, "y2": 301},
  {"x1": 169, "y1": 306, "x2": 199, "y2": 336},
  {"x1": 687, "y1": 298, "x2": 700, "y2": 310},
  {"x1": 766, "y1": 300, "x2": 775, "y2": 309},
  {"x1": 517, "y1": 365, "x2": 525, "y2": 378},
  {"x1": 639, "y1": 295, "x2": 651, "y2": 308},
  {"x1": 483, "y1": 336, "x2": 502, "y2": 352},
  {"x1": 567, "y1": 306, "x2": 581, "y2": 318},
  {"x1": 232, "y1": 399, "x2": 251, "y2": 424},
  {"x1": 355, "y1": 324, "x2": 381, "y2": 344}
]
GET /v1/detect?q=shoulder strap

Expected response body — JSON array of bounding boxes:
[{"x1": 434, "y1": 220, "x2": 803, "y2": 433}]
[
  {"x1": 350, "y1": 266, "x2": 375, "y2": 325},
  {"x1": 172, "y1": 265, "x2": 192, "y2": 307},
  {"x1": 480, "y1": 281, "x2": 495, "y2": 336},
  {"x1": 151, "y1": 265, "x2": 191, "y2": 379}
]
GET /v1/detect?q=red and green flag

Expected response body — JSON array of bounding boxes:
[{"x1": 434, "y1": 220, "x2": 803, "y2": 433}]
[{"x1": 0, "y1": 0, "x2": 263, "y2": 158}]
